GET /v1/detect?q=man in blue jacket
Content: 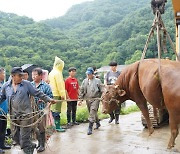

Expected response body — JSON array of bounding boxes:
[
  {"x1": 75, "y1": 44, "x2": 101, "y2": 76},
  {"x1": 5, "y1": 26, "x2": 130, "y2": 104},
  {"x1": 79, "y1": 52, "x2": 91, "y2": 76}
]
[
  {"x1": 0, "y1": 68, "x2": 11, "y2": 153},
  {"x1": 0, "y1": 67, "x2": 56, "y2": 154}
]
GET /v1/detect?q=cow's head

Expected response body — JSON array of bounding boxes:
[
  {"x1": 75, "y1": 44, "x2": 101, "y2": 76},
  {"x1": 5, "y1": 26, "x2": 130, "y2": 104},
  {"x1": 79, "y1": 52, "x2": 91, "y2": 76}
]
[{"x1": 101, "y1": 85, "x2": 126, "y2": 114}]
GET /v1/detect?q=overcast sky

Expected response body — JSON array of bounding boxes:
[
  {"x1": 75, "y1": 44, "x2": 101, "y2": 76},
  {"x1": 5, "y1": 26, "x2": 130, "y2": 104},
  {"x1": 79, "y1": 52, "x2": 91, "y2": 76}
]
[{"x1": 0, "y1": 0, "x2": 94, "y2": 21}]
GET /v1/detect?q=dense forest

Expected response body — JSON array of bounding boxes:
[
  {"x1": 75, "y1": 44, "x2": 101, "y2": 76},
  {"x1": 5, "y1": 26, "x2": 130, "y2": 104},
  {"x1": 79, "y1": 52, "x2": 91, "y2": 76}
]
[{"x1": 0, "y1": 0, "x2": 176, "y2": 80}]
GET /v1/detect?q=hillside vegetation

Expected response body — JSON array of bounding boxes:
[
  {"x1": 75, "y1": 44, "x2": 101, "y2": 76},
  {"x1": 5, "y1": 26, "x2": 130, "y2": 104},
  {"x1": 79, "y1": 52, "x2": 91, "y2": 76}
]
[{"x1": 0, "y1": 0, "x2": 175, "y2": 79}]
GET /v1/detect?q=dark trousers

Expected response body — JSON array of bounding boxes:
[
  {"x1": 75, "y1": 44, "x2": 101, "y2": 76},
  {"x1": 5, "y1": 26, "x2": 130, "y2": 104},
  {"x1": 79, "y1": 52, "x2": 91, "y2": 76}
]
[
  {"x1": 0, "y1": 116, "x2": 7, "y2": 136},
  {"x1": 110, "y1": 105, "x2": 121, "y2": 117},
  {"x1": 67, "y1": 101, "x2": 77, "y2": 123},
  {"x1": 0, "y1": 116, "x2": 7, "y2": 146},
  {"x1": 12, "y1": 116, "x2": 33, "y2": 149},
  {"x1": 86, "y1": 100, "x2": 100, "y2": 123}
]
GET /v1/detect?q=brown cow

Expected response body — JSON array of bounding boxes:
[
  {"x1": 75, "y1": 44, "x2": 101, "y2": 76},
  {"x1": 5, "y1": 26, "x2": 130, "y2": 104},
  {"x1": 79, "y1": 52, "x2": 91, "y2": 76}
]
[{"x1": 101, "y1": 59, "x2": 180, "y2": 149}]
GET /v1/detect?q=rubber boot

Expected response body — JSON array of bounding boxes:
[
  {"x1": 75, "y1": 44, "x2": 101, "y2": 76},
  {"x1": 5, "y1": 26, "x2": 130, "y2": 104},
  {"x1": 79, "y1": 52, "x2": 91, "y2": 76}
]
[
  {"x1": 115, "y1": 114, "x2": 120, "y2": 124},
  {"x1": 108, "y1": 112, "x2": 115, "y2": 123},
  {"x1": 23, "y1": 143, "x2": 36, "y2": 154},
  {"x1": 54, "y1": 119, "x2": 65, "y2": 132},
  {"x1": 37, "y1": 132, "x2": 45, "y2": 153},
  {"x1": 0, "y1": 134, "x2": 11, "y2": 150},
  {"x1": 94, "y1": 120, "x2": 101, "y2": 130},
  {"x1": 87, "y1": 122, "x2": 93, "y2": 135}
]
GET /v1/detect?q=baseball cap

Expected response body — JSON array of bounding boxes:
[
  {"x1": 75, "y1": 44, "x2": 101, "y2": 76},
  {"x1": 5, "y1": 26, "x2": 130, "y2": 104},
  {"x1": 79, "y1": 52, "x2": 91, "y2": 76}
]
[
  {"x1": 11, "y1": 67, "x2": 24, "y2": 75},
  {"x1": 68, "y1": 67, "x2": 76, "y2": 72},
  {"x1": 109, "y1": 61, "x2": 118, "y2": 66},
  {"x1": 86, "y1": 67, "x2": 94, "y2": 75}
]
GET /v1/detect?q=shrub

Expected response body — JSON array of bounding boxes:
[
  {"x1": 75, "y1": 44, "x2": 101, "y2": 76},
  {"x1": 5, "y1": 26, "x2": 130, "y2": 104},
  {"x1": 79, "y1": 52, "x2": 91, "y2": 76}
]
[{"x1": 121, "y1": 105, "x2": 139, "y2": 115}]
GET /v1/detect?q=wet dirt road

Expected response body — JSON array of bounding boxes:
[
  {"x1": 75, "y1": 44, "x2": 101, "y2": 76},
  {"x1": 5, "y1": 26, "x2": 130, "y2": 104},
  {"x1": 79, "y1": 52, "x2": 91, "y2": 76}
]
[{"x1": 9, "y1": 112, "x2": 180, "y2": 154}]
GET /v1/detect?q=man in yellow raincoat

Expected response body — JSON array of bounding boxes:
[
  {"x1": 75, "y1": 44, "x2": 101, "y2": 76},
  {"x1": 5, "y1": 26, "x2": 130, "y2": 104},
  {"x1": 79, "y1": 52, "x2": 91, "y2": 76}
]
[{"x1": 49, "y1": 56, "x2": 66, "y2": 132}]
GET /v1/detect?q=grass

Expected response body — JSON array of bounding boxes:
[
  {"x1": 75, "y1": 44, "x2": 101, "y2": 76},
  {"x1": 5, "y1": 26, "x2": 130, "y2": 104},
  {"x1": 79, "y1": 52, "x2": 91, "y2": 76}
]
[
  {"x1": 6, "y1": 102, "x2": 140, "y2": 126},
  {"x1": 60, "y1": 103, "x2": 140, "y2": 125},
  {"x1": 121, "y1": 105, "x2": 140, "y2": 115}
]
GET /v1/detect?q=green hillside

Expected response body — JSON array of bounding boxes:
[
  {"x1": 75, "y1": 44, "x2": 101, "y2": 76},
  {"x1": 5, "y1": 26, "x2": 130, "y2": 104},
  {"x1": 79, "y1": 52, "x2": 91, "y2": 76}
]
[
  {"x1": 44, "y1": 0, "x2": 175, "y2": 65},
  {"x1": 0, "y1": 0, "x2": 176, "y2": 79}
]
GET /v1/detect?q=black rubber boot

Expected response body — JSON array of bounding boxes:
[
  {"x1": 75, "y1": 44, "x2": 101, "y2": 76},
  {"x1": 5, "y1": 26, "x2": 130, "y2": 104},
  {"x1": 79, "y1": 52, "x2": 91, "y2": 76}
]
[
  {"x1": 108, "y1": 113, "x2": 115, "y2": 123},
  {"x1": 37, "y1": 132, "x2": 45, "y2": 153},
  {"x1": 94, "y1": 120, "x2": 101, "y2": 130},
  {"x1": 72, "y1": 121, "x2": 79, "y2": 125},
  {"x1": 115, "y1": 114, "x2": 120, "y2": 124},
  {"x1": 0, "y1": 134, "x2": 11, "y2": 150},
  {"x1": 87, "y1": 122, "x2": 93, "y2": 135},
  {"x1": 23, "y1": 143, "x2": 36, "y2": 154}
]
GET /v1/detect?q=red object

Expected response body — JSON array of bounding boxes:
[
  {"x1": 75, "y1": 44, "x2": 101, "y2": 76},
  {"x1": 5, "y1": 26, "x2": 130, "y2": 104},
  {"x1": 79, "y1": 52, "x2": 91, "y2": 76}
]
[{"x1": 65, "y1": 77, "x2": 79, "y2": 99}]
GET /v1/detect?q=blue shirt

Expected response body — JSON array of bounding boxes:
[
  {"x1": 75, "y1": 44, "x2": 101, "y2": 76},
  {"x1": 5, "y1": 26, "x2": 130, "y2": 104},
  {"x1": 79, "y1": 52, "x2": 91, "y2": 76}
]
[
  {"x1": 0, "y1": 81, "x2": 8, "y2": 115},
  {"x1": 0, "y1": 80, "x2": 52, "y2": 116},
  {"x1": 31, "y1": 80, "x2": 53, "y2": 110}
]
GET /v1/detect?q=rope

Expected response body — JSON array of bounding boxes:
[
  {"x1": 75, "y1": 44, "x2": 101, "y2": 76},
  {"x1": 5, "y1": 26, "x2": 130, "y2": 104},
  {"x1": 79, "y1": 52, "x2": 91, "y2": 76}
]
[
  {"x1": 56, "y1": 97, "x2": 102, "y2": 102},
  {"x1": 0, "y1": 106, "x2": 48, "y2": 127},
  {"x1": 0, "y1": 109, "x2": 44, "y2": 121},
  {"x1": 141, "y1": 9, "x2": 179, "y2": 61},
  {"x1": 0, "y1": 97, "x2": 102, "y2": 127}
]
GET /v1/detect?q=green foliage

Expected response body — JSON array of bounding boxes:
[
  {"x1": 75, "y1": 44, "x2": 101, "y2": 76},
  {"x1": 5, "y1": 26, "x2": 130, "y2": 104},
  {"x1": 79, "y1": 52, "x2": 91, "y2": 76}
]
[
  {"x1": 98, "y1": 111, "x2": 109, "y2": 119},
  {"x1": 121, "y1": 105, "x2": 140, "y2": 115},
  {"x1": 125, "y1": 50, "x2": 142, "y2": 64},
  {"x1": 76, "y1": 107, "x2": 89, "y2": 122},
  {"x1": 0, "y1": 0, "x2": 177, "y2": 80},
  {"x1": 5, "y1": 136, "x2": 13, "y2": 146},
  {"x1": 60, "y1": 112, "x2": 67, "y2": 125},
  {"x1": 60, "y1": 105, "x2": 140, "y2": 125}
]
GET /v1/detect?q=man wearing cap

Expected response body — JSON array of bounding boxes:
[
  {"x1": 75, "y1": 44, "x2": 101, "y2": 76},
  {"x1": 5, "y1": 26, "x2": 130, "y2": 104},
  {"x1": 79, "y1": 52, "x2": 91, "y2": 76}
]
[
  {"x1": 105, "y1": 61, "x2": 121, "y2": 124},
  {"x1": 65, "y1": 67, "x2": 79, "y2": 128},
  {"x1": 0, "y1": 67, "x2": 56, "y2": 154},
  {"x1": 78, "y1": 67, "x2": 103, "y2": 135}
]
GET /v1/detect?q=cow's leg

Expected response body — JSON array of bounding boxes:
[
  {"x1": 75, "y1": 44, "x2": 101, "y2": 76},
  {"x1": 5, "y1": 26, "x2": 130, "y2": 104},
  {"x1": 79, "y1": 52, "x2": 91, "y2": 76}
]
[
  {"x1": 168, "y1": 115, "x2": 179, "y2": 149},
  {"x1": 136, "y1": 102, "x2": 154, "y2": 135}
]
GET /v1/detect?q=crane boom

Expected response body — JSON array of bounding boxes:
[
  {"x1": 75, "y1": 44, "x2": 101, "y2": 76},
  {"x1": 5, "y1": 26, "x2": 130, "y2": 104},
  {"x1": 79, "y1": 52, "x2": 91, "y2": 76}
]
[{"x1": 172, "y1": 0, "x2": 180, "y2": 55}]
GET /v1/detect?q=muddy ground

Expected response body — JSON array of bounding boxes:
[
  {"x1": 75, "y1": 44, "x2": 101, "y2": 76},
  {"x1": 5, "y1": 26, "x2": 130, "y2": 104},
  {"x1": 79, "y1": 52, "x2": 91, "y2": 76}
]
[{"x1": 8, "y1": 112, "x2": 180, "y2": 154}]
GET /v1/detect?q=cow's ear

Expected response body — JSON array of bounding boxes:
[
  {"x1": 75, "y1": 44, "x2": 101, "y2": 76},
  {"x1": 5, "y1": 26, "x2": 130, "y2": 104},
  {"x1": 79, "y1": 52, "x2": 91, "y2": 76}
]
[{"x1": 118, "y1": 90, "x2": 126, "y2": 96}]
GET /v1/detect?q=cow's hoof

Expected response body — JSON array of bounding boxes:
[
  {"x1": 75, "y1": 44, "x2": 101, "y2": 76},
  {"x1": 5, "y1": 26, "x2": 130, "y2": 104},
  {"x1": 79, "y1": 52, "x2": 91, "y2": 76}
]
[
  {"x1": 167, "y1": 145, "x2": 173, "y2": 149},
  {"x1": 148, "y1": 127, "x2": 154, "y2": 136},
  {"x1": 167, "y1": 143, "x2": 175, "y2": 149}
]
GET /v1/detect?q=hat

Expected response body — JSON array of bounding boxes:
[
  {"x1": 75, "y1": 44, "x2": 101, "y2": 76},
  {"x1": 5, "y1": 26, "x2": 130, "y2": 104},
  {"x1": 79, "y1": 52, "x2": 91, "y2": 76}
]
[
  {"x1": 68, "y1": 67, "x2": 76, "y2": 72},
  {"x1": 109, "y1": 61, "x2": 118, "y2": 66},
  {"x1": 11, "y1": 67, "x2": 24, "y2": 75},
  {"x1": 86, "y1": 67, "x2": 94, "y2": 75}
]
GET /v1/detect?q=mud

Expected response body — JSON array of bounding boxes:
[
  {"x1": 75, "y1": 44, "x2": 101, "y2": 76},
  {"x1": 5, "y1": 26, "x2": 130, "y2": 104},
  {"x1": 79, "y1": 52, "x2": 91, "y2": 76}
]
[{"x1": 7, "y1": 112, "x2": 180, "y2": 154}]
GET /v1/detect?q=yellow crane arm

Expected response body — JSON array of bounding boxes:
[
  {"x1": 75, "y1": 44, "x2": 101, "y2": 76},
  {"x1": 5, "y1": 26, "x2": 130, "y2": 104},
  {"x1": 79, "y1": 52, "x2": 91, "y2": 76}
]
[{"x1": 172, "y1": 0, "x2": 180, "y2": 55}]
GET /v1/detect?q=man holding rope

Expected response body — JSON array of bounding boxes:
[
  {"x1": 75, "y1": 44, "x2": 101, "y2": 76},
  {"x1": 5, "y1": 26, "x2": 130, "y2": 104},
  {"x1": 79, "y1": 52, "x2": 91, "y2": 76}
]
[
  {"x1": 0, "y1": 67, "x2": 56, "y2": 154},
  {"x1": 78, "y1": 67, "x2": 103, "y2": 135}
]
